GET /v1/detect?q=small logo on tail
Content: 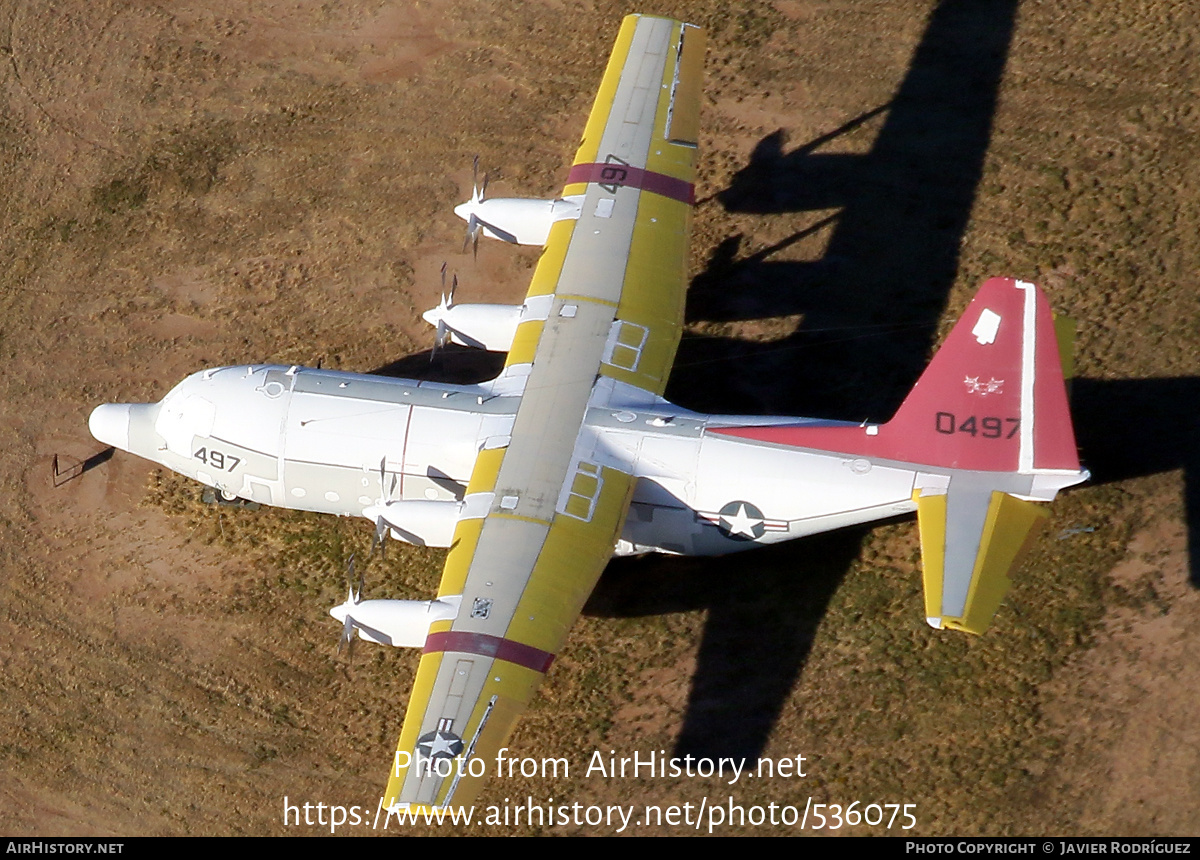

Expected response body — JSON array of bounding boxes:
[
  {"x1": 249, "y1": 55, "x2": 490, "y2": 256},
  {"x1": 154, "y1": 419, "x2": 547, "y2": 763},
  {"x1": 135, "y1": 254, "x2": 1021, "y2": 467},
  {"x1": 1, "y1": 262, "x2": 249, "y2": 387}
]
[{"x1": 964, "y1": 376, "x2": 1004, "y2": 396}]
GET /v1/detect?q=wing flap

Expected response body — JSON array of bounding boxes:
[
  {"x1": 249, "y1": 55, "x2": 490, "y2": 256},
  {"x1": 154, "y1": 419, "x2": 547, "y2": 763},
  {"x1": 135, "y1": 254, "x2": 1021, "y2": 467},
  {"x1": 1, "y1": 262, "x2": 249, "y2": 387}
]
[{"x1": 504, "y1": 466, "x2": 635, "y2": 650}]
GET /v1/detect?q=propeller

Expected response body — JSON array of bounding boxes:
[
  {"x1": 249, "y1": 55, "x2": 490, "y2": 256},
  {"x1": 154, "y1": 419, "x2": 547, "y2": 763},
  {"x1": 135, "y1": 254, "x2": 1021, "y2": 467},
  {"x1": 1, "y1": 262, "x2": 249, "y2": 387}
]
[
  {"x1": 430, "y1": 262, "x2": 458, "y2": 362},
  {"x1": 462, "y1": 155, "x2": 489, "y2": 260},
  {"x1": 336, "y1": 554, "x2": 365, "y2": 655},
  {"x1": 368, "y1": 456, "x2": 394, "y2": 559}
]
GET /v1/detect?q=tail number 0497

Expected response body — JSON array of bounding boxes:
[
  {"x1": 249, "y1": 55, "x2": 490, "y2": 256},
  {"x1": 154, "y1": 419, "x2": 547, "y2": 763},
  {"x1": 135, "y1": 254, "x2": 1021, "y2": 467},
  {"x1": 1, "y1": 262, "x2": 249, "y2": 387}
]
[{"x1": 934, "y1": 412, "x2": 1020, "y2": 439}]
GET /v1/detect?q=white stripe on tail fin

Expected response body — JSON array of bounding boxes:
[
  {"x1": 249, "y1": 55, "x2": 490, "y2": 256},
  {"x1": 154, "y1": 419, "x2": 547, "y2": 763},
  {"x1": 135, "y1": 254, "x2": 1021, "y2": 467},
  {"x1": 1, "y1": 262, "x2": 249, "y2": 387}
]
[{"x1": 879, "y1": 277, "x2": 1082, "y2": 473}]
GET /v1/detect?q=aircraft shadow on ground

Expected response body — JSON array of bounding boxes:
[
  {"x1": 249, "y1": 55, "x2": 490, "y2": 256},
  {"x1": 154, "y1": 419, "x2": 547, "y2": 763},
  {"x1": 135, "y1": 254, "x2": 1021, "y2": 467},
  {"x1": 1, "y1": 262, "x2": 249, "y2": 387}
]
[
  {"x1": 372, "y1": 346, "x2": 506, "y2": 385},
  {"x1": 1072, "y1": 377, "x2": 1200, "y2": 586}
]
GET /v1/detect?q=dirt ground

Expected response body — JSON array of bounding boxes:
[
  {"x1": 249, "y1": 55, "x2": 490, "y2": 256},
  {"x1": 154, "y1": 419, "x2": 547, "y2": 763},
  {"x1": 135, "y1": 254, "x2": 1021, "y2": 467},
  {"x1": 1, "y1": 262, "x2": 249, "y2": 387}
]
[{"x1": 1, "y1": 0, "x2": 1198, "y2": 837}]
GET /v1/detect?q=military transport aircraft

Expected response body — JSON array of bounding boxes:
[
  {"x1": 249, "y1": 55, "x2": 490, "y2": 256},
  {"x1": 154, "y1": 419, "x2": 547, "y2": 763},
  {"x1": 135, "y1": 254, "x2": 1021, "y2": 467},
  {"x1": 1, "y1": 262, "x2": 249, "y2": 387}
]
[{"x1": 87, "y1": 14, "x2": 1088, "y2": 813}]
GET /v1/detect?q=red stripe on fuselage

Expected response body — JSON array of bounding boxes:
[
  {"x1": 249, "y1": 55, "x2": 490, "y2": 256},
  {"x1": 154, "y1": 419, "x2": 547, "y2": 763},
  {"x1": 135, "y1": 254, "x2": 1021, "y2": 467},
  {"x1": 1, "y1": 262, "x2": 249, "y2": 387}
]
[{"x1": 566, "y1": 162, "x2": 695, "y2": 205}]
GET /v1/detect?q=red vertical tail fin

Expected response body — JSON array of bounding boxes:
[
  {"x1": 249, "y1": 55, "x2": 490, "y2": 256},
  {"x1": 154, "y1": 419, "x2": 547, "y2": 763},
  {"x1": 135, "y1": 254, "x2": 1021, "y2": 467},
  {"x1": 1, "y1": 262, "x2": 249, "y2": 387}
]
[
  {"x1": 883, "y1": 277, "x2": 1081, "y2": 474},
  {"x1": 712, "y1": 278, "x2": 1084, "y2": 478}
]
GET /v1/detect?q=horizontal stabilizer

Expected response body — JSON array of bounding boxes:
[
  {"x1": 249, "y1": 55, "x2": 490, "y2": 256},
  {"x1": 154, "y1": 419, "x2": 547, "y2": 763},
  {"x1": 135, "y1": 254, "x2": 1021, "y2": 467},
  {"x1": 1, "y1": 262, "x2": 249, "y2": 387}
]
[{"x1": 918, "y1": 484, "x2": 1048, "y2": 634}]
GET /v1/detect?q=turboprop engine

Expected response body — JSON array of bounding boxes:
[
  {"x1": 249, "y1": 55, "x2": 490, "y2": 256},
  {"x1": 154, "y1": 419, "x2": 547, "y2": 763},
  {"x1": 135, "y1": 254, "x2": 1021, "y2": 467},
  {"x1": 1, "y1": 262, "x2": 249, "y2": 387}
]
[
  {"x1": 363, "y1": 499, "x2": 462, "y2": 548},
  {"x1": 455, "y1": 195, "x2": 583, "y2": 248},
  {"x1": 331, "y1": 592, "x2": 461, "y2": 648},
  {"x1": 421, "y1": 296, "x2": 522, "y2": 353},
  {"x1": 454, "y1": 156, "x2": 582, "y2": 252}
]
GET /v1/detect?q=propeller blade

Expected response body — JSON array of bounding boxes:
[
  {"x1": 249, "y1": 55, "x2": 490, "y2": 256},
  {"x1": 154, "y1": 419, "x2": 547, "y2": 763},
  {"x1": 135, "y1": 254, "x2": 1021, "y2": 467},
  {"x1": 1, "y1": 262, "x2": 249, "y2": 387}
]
[
  {"x1": 345, "y1": 554, "x2": 361, "y2": 603},
  {"x1": 338, "y1": 613, "x2": 356, "y2": 654},
  {"x1": 432, "y1": 266, "x2": 458, "y2": 360},
  {"x1": 431, "y1": 319, "x2": 448, "y2": 363},
  {"x1": 464, "y1": 157, "x2": 488, "y2": 258},
  {"x1": 462, "y1": 213, "x2": 482, "y2": 258},
  {"x1": 437, "y1": 262, "x2": 458, "y2": 309},
  {"x1": 471, "y1": 215, "x2": 517, "y2": 245},
  {"x1": 370, "y1": 514, "x2": 388, "y2": 562},
  {"x1": 334, "y1": 553, "x2": 362, "y2": 658}
]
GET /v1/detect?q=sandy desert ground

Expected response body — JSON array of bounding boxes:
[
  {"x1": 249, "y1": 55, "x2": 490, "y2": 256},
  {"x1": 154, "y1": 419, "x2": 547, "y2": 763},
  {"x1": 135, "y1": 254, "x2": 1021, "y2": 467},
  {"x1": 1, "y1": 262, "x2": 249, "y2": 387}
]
[{"x1": 0, "y1": 0, "x2": 1198, "y2": 836}]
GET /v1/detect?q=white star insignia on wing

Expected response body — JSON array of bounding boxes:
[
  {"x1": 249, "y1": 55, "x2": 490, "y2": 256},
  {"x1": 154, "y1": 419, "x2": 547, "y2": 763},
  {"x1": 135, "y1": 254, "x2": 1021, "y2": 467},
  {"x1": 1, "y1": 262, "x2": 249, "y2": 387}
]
[{"x1": 426, "y1": 732, "x2": 459, "y2": 759}]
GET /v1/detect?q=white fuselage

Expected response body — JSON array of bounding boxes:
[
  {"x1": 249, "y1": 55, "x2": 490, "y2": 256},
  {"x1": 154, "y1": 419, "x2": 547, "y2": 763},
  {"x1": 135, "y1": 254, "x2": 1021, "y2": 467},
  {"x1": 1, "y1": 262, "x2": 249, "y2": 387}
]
[{"x1": 89, "y1": 365, "x2": 922, "y2": 556}]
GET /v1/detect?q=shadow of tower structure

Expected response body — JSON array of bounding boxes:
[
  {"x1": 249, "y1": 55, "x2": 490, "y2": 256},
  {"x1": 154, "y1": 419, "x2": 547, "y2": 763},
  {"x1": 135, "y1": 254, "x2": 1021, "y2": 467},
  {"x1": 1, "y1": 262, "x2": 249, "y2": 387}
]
[
  {"x1": 1071, "y1": 377, "x2": 1200, "y2": 588},
  {"x1": 682, "y1": 0, "x2": 1020, "y2": 421},
  {"x1": 594, "y1": 0, "x2": 1023, "y2": 764}
]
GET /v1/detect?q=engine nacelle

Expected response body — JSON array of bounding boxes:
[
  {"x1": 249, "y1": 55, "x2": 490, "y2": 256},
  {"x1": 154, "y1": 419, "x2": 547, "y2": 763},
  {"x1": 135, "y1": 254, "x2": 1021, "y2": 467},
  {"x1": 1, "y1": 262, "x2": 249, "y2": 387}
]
[
  {"x1": 364, "y1": 499, "x2": 463, "y2": 547},
  {"x1": 454, "y1": 196, "x2": 583, "y2": 246},
  {"x1": 330, "y1": 595, "x2": 461, "y2": 648},
  {"x1": 421, "y1": 302, "x2": 523, "y2": 352}
]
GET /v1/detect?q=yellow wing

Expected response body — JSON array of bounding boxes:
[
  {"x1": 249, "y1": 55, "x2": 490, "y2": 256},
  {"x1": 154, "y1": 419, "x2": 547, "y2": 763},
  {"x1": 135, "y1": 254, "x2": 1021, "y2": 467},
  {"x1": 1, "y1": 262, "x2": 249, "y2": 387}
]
[
  {"x1": 384, "y1": 14, "x2": 703, "y2": 813},
  {"x1": 506, "y1": 14, "x2": 704, "y2": 395}
]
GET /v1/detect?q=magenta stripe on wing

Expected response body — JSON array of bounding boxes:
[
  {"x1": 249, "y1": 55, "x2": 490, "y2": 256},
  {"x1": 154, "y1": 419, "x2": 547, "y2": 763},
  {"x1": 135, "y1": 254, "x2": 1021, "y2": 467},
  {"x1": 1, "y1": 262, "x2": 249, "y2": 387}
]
[
  {"x1": 424, "y1": 631, "x2": 555, "y2": 674},
  {"x1": 566, "y1": 162, "x2": 695, "y2": 204}
]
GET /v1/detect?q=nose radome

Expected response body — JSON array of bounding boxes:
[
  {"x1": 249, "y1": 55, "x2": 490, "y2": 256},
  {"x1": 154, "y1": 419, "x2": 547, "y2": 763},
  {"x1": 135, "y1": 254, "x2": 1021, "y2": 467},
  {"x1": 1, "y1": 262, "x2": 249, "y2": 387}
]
[{"x1": 88, "y1": 403, "x2": 131, "y2": 450}]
